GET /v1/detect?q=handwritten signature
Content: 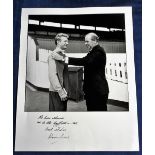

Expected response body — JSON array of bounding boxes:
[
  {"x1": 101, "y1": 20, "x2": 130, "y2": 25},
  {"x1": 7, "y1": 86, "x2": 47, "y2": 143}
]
[
  {"x1": 48, "y1": 133, "x2": 69, "y2": 139},
  {"x1": 36, "y1": 115, "x2": 78, "y2": 143}
]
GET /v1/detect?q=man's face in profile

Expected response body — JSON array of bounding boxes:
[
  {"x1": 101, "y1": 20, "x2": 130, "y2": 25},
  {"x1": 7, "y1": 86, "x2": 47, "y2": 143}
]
[
  {"x1": 85, "y1": 35, "x2": 96, "y2": 51},
  {"x1": 58, "y1": 36, "x2": 69, "y2": 50}
]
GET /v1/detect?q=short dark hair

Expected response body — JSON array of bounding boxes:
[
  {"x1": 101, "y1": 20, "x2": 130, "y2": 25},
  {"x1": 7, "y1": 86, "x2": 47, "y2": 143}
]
[{"x1": 55, "y1": 33, "x2": 69, "y2": 45}]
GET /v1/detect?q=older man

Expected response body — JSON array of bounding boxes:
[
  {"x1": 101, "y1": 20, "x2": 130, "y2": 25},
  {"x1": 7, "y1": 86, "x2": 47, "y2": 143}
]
[
  {"x1": 48, "y1": 33, "x2": 69, "y2": 111},
  {"x1": 51, "y1": 32, "x2": 109, "y2": 111}
]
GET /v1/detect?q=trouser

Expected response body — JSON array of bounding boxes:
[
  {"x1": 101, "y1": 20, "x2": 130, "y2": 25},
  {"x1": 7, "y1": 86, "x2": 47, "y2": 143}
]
[
  {"x1": 85, "y1": 93, "x2": 109, "y2": 111},
  {"x1": 49, "y1": 91, "x2": 67, "y2": 111}
]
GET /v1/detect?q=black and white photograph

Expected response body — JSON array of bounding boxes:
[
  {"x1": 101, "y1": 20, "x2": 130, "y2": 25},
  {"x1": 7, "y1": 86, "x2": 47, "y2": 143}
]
[
  {"x1": 25, "y1": 13, "x2": 129, "y2": 112},
  {"x1": 15, "y1": 7, "x2": 139, "y2": 151}
]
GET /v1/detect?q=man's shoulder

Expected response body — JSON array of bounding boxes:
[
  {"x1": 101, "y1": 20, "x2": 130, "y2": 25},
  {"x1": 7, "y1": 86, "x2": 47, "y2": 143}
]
[
  {"x1": 48, "y1": 54, "x2": 56, "y2": 63},
  {"x1": 93, "y1": 45, "x2": 105, "y2": 54},
  {"x1": 49, "y1": 50, "x2": 64, "y2": 61},
  {"x1": 48, "y1": 54, "x2": 53, "y2": 59},
  {"x1": 95, "y1": 45, "x2": 105, "y2": 51}
]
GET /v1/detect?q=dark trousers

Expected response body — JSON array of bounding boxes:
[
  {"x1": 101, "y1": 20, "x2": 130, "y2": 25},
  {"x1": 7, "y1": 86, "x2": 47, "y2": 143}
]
[
  {"x1": 85, "y1": 93, "x2": 108, "y2": 111},
  {"x1": 49, "y1": 91, "x2": 67, "y2": 111}
]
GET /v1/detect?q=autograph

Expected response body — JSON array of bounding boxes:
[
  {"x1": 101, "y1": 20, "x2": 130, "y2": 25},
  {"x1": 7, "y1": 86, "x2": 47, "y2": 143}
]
[{"x1": 36, "y1": 115, "x2": 78, "y2": 144}]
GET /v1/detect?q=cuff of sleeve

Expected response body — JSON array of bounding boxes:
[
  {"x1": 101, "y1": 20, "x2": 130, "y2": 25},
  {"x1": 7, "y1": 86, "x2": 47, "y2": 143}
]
[
  {"x1": 65, "y1": 56, "x2": 69, "y2": 64},
  {"x1": 58, "y1": 88, "x2": 67, "y2": 98}
]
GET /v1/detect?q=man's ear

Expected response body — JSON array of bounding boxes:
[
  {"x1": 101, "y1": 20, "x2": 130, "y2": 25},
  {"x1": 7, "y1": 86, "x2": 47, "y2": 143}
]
[{"x1": 57, "y1": 40, "x2": 61, "y2": 45}]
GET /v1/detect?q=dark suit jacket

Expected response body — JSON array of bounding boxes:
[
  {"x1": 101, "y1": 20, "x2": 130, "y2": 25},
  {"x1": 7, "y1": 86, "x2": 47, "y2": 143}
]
[{"x1": 69, "y1": 45, "x2": 109, "y2": 96}]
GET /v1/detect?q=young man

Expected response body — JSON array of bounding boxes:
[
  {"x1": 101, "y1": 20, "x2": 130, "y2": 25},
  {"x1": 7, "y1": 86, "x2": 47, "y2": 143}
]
[
  {"x1": 51, "y1": 32, "x2": 109, "y2": 111},
  {"x1": 48, "y1": 33, "x2": 69, "y2": 111}
]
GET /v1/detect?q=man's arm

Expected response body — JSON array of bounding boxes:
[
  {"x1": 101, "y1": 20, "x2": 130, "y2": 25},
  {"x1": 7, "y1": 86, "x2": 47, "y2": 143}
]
[
  {"x1": 48, "y1": 56, "x2": 67, "y2": 101},
  {"x1": 50, "y1": 49, "x2": 105, "y2": 69},
  {"x1": 50, "y1": 49, "x2": 86, "y2": 66},
  {"x1": 68, "y1": 57, "x2": 85, "y2": 66}
]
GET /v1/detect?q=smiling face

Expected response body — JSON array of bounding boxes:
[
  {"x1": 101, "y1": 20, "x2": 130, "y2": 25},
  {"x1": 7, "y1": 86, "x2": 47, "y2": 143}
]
[
  {"x1": 85, "y1": 34, "x2": 98, "y2": 51},
  {"x1": 57, "y1": 36, "x2": 69, "y2": 50}
]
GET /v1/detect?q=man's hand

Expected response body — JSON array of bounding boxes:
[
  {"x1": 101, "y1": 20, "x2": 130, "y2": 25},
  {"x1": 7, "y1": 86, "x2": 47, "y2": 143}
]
[
  {"x1": 49, "y1": 49, "x2": 65, "y2": 61},
  {"x1": 58, "y1": 88, "x2": 68, "y2": 101},
  {"x1": 60, "y1": 95, "x2": 68, "y2": 101},
  {"x1": 54, "y1": 48, "x2": 65, "y2": 54}
]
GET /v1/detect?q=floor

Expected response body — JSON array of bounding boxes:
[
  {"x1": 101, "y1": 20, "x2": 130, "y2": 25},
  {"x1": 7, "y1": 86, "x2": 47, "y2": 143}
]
[{"x1": 25, "y1": 84, "x2": 128, "y2": 112}]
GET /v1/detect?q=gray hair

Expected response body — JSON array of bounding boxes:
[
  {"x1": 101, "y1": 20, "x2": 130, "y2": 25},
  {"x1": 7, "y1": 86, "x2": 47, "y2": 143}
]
[
  {"x1": 85, "y1": 32, "x2": 99, "y2": 42},
  {"x1": 55, "y1": 33, "x2": 69, "y2": 45}
]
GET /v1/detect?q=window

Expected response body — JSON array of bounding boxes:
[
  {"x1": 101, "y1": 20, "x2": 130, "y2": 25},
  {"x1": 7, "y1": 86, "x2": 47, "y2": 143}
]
[
  {"x1": 115, "y1": 70, "x2": 117, "y2": 76},
  {"x1": 110, "y1": 69, "x2": 112, "y2": 75},
  {"x1": 125, "y1": 72, "x2": 128, "y2": 79},
  {"x1": 120, "y1": 71, "x2": 122, "y2": 78}
]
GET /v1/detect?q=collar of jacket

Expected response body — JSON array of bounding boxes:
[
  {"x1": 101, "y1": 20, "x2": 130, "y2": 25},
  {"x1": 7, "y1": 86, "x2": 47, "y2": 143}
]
[
  {"x1": 89, "y1": 44, "x2": 100, "y2": 53},
  {"x1": 57, "y1": 51, "x2": 66, "y2": 58}
]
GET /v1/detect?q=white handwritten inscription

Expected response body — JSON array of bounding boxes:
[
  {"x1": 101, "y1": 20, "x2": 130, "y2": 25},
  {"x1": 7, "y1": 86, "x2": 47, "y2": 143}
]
[{"x1": 36, "y1": 115, "x2": 78, "y2": 143}]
